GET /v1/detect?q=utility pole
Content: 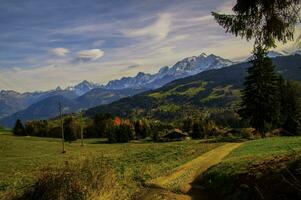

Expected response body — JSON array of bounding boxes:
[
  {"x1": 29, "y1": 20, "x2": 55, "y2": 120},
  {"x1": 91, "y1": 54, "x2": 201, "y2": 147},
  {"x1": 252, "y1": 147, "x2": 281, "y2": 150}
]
[
  {"x1": 79, "y1": 110, "x2": 84, "y2": 146},
  {"x1": 59, "y1": 102, "x2": 66, "y2": 153}
]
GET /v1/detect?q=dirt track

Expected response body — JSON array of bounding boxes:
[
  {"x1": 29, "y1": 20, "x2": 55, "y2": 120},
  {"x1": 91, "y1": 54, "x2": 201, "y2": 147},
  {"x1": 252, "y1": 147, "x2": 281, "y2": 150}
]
[{"x1": 138, "y1": 143, "x2": 243, "y2": 200}]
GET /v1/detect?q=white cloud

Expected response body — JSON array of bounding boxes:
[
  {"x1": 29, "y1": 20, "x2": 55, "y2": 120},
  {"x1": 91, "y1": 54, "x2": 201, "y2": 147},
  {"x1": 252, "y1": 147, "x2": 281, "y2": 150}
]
[
  {"x1": 123, "y1": 13, "x2": 171, "y2": 40},
  {"x1": 50, "y1": 48, "x2": 70, "y2": 57},
  {"x1": 76, "y1": 49, "x2": 104, "y2": 62}
]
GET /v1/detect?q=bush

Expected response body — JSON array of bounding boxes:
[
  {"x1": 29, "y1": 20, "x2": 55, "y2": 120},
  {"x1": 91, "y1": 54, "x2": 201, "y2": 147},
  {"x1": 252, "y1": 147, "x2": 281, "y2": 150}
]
[
  {"x1": 240, "y1": 128, "x2": 255, "y2": 139},
  {"x1": 203, "y1": 121, "x2": 221, "y2": 137},
  {"x1": 20, "y1": 158, "x2": 119, "y2": 200}
]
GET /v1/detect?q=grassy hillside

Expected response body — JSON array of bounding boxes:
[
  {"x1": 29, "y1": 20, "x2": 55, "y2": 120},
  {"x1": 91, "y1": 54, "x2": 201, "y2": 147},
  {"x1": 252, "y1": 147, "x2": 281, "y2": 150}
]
[
  {"x1": 0, "y1": 132, "x2": 222, "y2": 199},
  {"x1": 201, "y1": 137, "x2": 301, "y2": 200},
  {"x1": 86, "y1": 55, "x2": 301, "y2": 120}
]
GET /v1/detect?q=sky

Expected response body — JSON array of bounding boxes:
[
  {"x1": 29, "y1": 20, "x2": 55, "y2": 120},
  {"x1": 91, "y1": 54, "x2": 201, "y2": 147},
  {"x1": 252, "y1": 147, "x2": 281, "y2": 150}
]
[{"x1": 0, "y1": 0, "x2": 299, "y2": 92}]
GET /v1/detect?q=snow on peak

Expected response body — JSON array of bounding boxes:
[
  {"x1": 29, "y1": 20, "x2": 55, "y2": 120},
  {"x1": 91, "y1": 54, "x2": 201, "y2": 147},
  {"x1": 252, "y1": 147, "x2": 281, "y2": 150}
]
[
  {"x1": 66, "y1": 80, "x2": 99, "y2": 96},
  {"x1": 104, "y1": 53, "x2": 234, "y2": 90},
  {"x1": 267, "y1": 51, "x2": 284, "y2": 58}
]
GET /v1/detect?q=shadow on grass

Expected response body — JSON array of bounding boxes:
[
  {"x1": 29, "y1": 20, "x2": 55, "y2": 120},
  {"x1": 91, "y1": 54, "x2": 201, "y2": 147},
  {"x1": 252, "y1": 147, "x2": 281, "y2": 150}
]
[
  {"x1": 88, "y1": 140, "x2": 109, "y2": 144},
  {"x1": 199, "y1": 137, "x2": 249, "y2": 144}
]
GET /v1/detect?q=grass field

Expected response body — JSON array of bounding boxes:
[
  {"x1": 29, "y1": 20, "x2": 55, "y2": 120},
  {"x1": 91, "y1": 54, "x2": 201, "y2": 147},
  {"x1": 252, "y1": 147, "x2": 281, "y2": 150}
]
[
  {"x1": 201, "y1": 136, "x2": 301, "y2": 199},
  {"x1": 214, "y1": 136, "x2": 301, "y2": 173},
  {"x1": 202, "y1": 136, "x2": 301, "y2": 177},
  {"x1": 0, "y1": 131, "x2": 223, "y2": 199}
]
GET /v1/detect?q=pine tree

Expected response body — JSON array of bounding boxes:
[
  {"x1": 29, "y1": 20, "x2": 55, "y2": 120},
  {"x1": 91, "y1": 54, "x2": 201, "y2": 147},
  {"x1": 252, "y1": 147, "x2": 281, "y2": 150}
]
[
  {"x1": 212, "y1": 1, "x2": 300, "y2": 135},
  {"x1": 239, "y1": 47, "x2": 281, "y2": 136},
  {"x1": 63, "y1": 117, "x2": 79, "y2": 143},
  {"x1": 212, "y1": 0, "x2": 300, "y2": 49},
  {"x1": 281, "y1": 80, "x2": 301, "y2": 135},
  {"x1": 13, "y1": 119, "x2": 25, "y2": 136}
]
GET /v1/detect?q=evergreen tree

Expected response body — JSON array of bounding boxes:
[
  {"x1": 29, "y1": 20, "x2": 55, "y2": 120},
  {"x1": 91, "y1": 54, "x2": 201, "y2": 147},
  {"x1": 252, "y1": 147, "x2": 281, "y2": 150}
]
[
  {"x1": 239, "y1": 47, "x2": 281, "y2": 136},
  {"x1": 13, "y1": 119, "x2": 25, "y2": 136},
  {"x1": 281, "y1": 80, "x2": 301, "y2": 135},
  {"x1": 212, "y1": 0, "x2": 300, "y2": 49},
  {"x1": 63, "y1": 117, "x2": 80, "y2": 143},
  {"x1": 108, "y1": 127, "x2": 117, "y2": 143},
  {"x1": 212, "y1": 1, "x2": 300, "y2": 135},
  {"x1": 93, "y1": 113, "x2": 113, "y2": 138}
]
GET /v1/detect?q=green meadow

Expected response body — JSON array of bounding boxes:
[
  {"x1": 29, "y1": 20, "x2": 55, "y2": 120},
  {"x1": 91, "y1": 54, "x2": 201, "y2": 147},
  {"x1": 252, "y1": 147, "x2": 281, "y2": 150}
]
[
  {"x1": 0, "y1": 131, "x2": 222, "y2": 199},
  {"x1": 201, "y1": 137, "x2": 301, "y2": 200}
]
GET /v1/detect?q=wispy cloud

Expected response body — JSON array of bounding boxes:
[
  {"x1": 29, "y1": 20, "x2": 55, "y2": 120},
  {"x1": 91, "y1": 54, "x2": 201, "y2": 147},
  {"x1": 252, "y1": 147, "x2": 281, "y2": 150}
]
[
  {"x1": 50, "y1": 48, "x2": 70, "y2": 57},
  {"x1": 122, "y1": 13, "x2": 171, "y2": 40},
  {"x1": 76, "y1": 49, "x2": 104, "y2": 62}
]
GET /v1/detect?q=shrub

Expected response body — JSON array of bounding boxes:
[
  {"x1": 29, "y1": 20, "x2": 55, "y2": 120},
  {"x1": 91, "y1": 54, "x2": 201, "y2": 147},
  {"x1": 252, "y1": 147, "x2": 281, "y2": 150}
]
[
  {"x1": 240, "y1": 128, "x2": 255, "y2": 139},
  {"x1": 203, "y1": 121, "x2": 221, "y2": 137},
  {"x1": 20, "y1": 158, "x2": 119, "y2": 200}
]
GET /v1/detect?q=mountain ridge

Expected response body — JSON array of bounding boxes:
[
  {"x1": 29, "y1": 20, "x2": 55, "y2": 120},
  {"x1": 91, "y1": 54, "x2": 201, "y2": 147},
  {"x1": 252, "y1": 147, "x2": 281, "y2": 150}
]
[
  {"x1": 104, "y1": 53, "x2": 234, "y2": 90},
  {"x1": 0, "y1": 88, "x2": 144, "y2": 127},
  {"x1": 85, "y1": 55, "x2": 301, "y2": 120},
  {"x1": 0, "y1": 53, "x2": 233, "y2": 119}
]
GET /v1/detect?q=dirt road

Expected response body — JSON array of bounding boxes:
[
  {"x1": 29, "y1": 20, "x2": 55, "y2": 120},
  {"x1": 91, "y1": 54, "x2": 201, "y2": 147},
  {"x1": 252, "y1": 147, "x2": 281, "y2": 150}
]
[{"x1": 138, "y1": 143, "x2": 243, "y2": 200}]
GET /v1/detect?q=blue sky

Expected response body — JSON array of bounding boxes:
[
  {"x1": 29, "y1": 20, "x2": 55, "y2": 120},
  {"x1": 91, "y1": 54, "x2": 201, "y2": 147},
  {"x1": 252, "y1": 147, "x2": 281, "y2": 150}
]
[{"x1": 0, "y1": 0, "x2": 298, "y2": 92}]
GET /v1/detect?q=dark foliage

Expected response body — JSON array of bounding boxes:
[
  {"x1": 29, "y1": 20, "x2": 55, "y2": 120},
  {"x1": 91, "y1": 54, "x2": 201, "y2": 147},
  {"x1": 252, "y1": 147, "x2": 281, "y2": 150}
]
[
  {"x1": 13, "y1": 119, "x2": 25, "y2": 136},
  {"x1": 108, "y1": 124, "x2": 133, "y2": 143},
  {"x1": 63, "y1": 117, "x2": 80, "y2": 142},
  {"x1": 212, "y1": 0, "x2": 301, "y2": 48},
  {"x1": 182, "y1": 118, "x2": 193, "y2": 133},
  {"x1": 280, "y1": 80, "x2": 301, "y2": 135},
  {"x1": 192, "y1": 121, "x2": 202, "y2": 139},
  {"x1": 25, "y1": 120, "x2": 49, "y2": 137},
  {"x1": 240, "y1": 47, "x2": 281, "y2": 135},
  {"x1": 134, "y1": 119, "x2": 151, "y2": 139}
]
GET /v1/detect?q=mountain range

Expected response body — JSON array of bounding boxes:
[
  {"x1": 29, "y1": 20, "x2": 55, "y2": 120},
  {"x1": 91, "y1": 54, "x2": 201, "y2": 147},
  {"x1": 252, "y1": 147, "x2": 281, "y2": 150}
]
[
  {"x1": 0, "y1": 88, "x2": 144, "y2": 127},
  {"x1": 104, "y1": 53, "x2": 234, "y2": 90},
  {"x1": 0, "y1": 53, "x2": 234, "y2": 125},
  {"x1": 1, "y1": 51, "x2": 299, "y2": 127},
  {"x1": 86, "y1": 54, "x2": 301, "y2": 120}
]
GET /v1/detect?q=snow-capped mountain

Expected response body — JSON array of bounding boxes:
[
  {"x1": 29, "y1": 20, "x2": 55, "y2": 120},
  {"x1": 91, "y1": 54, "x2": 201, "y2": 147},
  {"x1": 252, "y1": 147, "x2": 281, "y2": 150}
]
[
  {"x1": 105, "y1": 53, "x2": 234, "y2": 90},
  {"x1": 246, "y1": 50, "x2": 285, "y2": 61},
  {"x1": 267, "y1": 51, "x2": 285, "y2": 58},
  {"x1": 66, "y1": 80, "x2": 100, "y2": 96}
]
